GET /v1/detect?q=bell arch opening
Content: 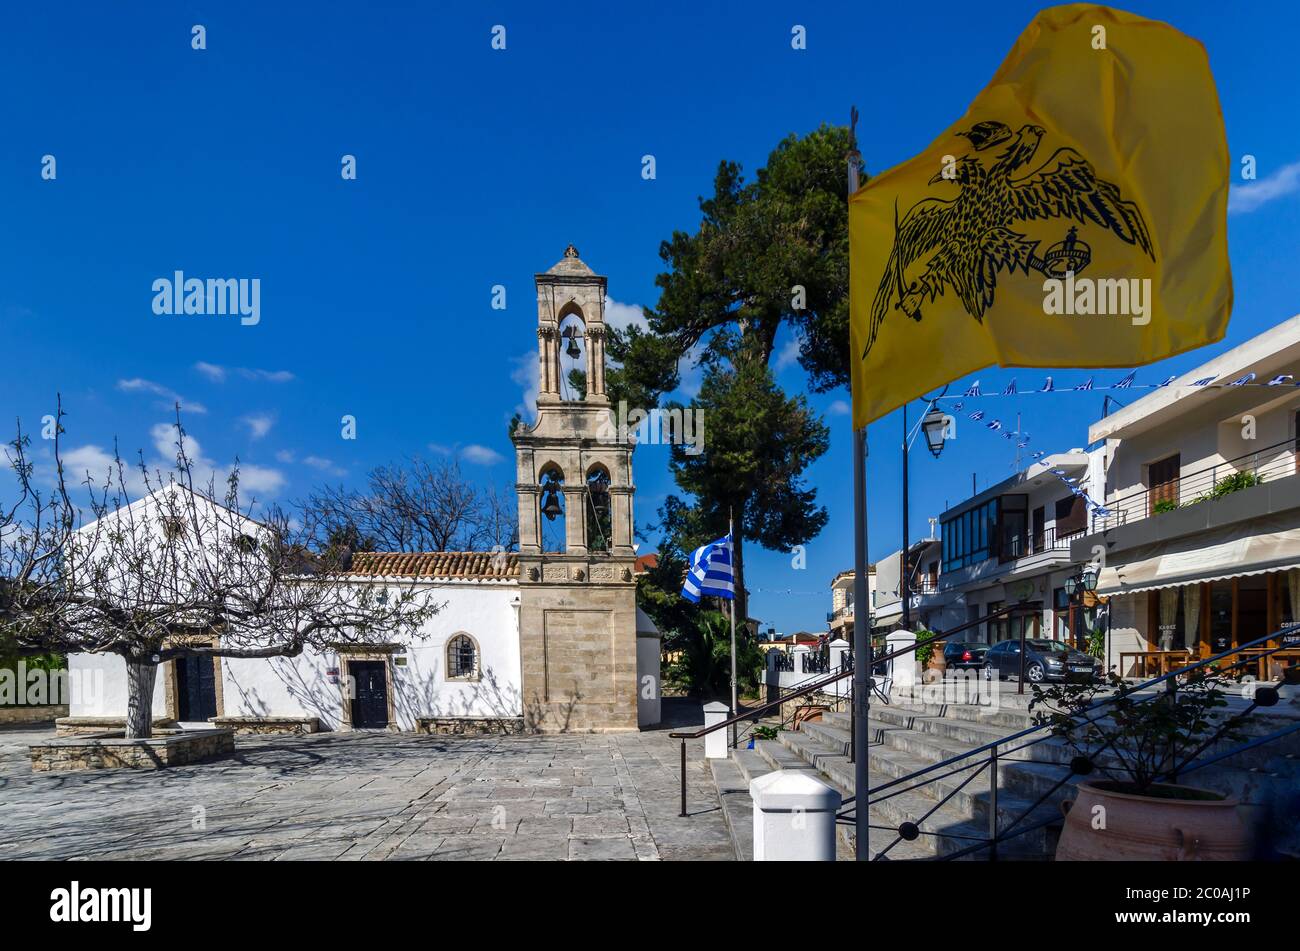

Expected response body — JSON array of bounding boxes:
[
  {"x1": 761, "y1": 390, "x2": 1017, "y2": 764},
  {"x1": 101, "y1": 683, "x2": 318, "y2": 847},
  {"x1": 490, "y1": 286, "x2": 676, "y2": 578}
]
[{"x1": 538, "y1": 465, "x2": 567, "y2": 553}]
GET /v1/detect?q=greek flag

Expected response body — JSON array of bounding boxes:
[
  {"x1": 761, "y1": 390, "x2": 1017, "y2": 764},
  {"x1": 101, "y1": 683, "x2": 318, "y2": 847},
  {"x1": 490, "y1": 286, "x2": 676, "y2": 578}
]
[{"x1": 682, "y1": 534, "x2": 735, "y2": 602}]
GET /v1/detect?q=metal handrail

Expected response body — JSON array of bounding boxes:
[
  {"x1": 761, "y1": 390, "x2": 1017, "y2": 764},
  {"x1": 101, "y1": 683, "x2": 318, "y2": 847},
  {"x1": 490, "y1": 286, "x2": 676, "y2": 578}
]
[
  {"x1": 1089, "y1": 435, "x2": 1297, "y2": 532},
  {"x1": 843, "y1": 628, "x2": 1298, "y2": 861},
  {"x1": 668, "y1": 602, "x2": 1026, "y2": 817}
]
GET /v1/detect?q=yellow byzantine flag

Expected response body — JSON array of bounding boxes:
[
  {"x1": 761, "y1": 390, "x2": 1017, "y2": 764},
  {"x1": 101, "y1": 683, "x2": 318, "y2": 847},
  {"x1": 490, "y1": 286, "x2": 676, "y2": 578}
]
[{"x1": 850, "y1": 4, "x2": 1231, "y2": 428}]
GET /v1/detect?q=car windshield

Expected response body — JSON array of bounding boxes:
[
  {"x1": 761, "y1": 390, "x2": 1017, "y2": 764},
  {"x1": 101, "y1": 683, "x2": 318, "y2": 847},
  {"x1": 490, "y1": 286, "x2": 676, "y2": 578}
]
[{"x1": 1026, "y1": 639, "x2": 1071, "y2": 653}]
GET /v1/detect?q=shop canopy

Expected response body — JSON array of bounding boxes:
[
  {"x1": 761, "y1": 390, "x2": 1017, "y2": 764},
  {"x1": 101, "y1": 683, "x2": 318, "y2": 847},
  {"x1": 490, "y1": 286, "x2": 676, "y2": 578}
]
[{"x1": 1095, "y1": 517, "x2": 1300, "y2": 597}]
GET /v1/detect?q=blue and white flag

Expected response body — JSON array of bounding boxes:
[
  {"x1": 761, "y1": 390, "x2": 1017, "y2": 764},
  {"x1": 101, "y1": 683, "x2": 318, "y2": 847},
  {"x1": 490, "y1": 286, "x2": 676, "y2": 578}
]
[
  {"x1": 682, "y1": 534, "x2": 735, "y2": 603},
  {"x1": 1111, "y1": 371, "x2": 1136, "y2": 390}
]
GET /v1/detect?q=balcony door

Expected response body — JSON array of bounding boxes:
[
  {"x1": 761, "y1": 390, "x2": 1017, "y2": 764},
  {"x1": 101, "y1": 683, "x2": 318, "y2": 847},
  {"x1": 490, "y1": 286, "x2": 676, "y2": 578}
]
[{"x1": 1148, "y1": 454, "x2": 1181, "y2": 515}]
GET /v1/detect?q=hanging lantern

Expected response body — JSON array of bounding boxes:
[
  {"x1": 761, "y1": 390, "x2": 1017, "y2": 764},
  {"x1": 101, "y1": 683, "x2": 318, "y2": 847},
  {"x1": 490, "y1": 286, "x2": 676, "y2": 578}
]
[{"x1": 921, "y1": 405, "x2": 949, "y2": 458}]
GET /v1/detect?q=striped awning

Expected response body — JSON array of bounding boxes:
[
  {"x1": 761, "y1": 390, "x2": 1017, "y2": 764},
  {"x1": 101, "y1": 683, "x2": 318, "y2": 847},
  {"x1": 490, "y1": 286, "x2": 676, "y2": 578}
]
[{"x1": 1096, "y1": 519, "x2": 1300, "y2": 596}]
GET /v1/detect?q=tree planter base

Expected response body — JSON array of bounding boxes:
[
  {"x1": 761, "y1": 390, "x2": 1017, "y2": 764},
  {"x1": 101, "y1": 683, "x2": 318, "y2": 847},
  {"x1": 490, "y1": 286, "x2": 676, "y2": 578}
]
[
  {"x1": 55, "y1": 716, "x2": 179, "y2": 736},
  {"x1": 1056, "y1": 780, "x2": 1252, "y2": 861},
  {"x1": 29, "y1": 728, "x2": 235, "y2": 772}
]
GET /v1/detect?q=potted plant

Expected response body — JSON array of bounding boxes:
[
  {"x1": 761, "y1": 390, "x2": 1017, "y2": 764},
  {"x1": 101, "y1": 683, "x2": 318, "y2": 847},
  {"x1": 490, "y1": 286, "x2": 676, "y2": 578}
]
[
  {"x1": 1030, "y1": 670, "x2": 1255, "y2": 860},
  {"x1": 914, "y1": 628, "x2": 944, "y2": 681}
]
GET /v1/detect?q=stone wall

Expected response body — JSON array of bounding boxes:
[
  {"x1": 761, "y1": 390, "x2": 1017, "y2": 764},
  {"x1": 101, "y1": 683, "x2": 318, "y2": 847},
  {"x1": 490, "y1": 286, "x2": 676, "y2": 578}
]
[
  {"x1": 30, "y1": 728, "x2": 235, "y2": 772},
  {"x1": 211, "y1": 716, "x2": 320, "y2": 735},
  {"x1": 415, "y1": 717, "x2": 526, "y2": 736},
  {"x1": 0, "y1": 705, "x2": 67, "y2": 725},
  {"x1": 55, "y1": 716, "x2": 178, "y2": 737}
]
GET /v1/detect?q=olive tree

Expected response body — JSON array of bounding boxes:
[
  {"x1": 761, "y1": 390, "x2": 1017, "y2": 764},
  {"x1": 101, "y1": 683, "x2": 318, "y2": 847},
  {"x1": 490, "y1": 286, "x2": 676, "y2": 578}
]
[{"x1": 0, "y1": 406, "x2": 436, "y2": 738}]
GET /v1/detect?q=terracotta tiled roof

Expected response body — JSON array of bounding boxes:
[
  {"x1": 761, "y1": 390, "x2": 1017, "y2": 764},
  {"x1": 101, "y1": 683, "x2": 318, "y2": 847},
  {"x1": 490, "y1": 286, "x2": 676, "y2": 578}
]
[
  {"x1": 634, "y1": 553, "x2": 659, "y2": 574},
  {"x1": 347, "y1": 551, "x2": 520, "y2": 580}
]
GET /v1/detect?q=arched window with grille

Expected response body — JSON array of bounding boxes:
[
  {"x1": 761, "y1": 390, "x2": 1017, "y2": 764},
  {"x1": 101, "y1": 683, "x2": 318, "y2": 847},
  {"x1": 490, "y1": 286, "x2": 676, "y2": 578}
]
[{"x1": 446, "y1": 633, "x2": 479, "y2": 680}]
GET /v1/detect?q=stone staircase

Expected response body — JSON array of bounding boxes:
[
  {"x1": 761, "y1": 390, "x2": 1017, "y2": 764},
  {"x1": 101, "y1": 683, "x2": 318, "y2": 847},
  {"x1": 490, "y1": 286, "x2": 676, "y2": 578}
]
[{"x1": 711, "y1": 687, "x2": 1300, "y2": 861}]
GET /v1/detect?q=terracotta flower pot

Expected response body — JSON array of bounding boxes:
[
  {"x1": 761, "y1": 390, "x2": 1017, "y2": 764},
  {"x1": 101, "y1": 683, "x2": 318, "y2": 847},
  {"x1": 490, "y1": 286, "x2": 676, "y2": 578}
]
[{"x1": 1055, "y1": 780, "x2": 1252, "y2": 861}]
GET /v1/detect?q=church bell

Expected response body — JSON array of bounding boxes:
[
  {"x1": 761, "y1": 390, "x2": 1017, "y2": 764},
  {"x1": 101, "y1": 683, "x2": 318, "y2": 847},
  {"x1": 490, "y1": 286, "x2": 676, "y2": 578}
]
[{"x1": 562, "y1": 326, "x2": 582, "y2": 360}]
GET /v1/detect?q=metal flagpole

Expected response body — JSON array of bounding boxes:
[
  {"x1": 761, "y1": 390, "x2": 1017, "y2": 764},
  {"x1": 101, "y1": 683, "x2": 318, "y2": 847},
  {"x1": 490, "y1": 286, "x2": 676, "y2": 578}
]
[
  {"x1": 848, "y1": 107, "x2": 871, "y2": 862},
  {"x1": 729, "y1": 507, "x2": 738, "y2": 750}
]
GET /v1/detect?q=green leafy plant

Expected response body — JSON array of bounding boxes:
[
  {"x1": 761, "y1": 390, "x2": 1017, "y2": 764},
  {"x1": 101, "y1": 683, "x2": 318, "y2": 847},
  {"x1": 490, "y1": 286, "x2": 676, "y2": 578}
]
[
  {"x1": 1152, "y1": 498, "x2": 1179, "y2": 514},
  {"x1": 664, "y1": 609, "x2": 765, "y2": 699},
  {"x1": 913, "y1": 629, "x2": 936, "y2": 668},
  {"x1": 1030, "y1": 671, "x2": 1254, "y2": 797},
  {"x1": 1188, "y1": 470, "x2": 1261, "y2": 506},
  {"x1": 751, "y1": 724, "x2": 779, "y2": 741},
  {"x1": 1085, "y1": 627, "x2": 1106, "y2": 660}
]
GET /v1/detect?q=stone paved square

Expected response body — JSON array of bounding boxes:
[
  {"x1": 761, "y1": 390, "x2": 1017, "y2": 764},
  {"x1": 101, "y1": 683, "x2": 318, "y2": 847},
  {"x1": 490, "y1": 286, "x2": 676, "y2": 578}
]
[{"x1": 0, "y1": 701, "x2": 735, "y2": 862}]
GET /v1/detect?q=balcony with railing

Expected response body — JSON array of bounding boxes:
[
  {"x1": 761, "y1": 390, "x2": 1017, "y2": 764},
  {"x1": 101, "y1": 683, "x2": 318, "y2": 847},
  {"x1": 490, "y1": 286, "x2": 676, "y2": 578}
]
[{"x1": 1087, "y1": 437, "x2": 1298, "y2": 535}]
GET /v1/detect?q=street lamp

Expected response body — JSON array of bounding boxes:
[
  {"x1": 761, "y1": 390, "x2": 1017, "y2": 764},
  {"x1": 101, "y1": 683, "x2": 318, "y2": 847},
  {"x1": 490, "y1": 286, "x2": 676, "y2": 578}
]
[{"x1": 921, "y1": 405, "x2": 948, "y2": 458}]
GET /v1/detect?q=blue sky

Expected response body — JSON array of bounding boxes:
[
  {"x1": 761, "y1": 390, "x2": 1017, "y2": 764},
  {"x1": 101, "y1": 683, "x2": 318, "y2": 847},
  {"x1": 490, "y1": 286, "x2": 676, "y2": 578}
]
[{"x1": 2, "y1": 1, "x2": 1298, "y2": 634}]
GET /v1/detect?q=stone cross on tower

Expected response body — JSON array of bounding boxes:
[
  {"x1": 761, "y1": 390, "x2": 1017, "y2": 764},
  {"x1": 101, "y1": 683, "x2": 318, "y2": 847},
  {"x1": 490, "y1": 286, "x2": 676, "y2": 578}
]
[{"x1": 510, "y1": 247, "x2": 638, "y2": 732}]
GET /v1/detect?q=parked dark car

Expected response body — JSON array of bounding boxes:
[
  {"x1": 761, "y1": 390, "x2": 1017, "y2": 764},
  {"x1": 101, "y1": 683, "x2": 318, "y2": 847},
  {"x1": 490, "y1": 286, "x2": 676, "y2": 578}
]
[
  {"x1": 942, "y1": 641, "x2": 989, "y2": 672},
  {"x1": 983, "y1": 638, "x2": 1100, "y2": 684}
]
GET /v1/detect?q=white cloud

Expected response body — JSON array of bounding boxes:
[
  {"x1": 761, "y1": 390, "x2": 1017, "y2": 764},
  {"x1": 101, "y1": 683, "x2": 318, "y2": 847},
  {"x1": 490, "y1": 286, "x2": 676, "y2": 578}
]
[
  {"x1": 511, "y1": 352, "x2": 540, "y2": 420},
  {"x1": 237, "y1": 464, "x2": 287, "y2": 494},
  {"x1": 275, "y1": 449, "x2": 295, "y2": 463},
  {"x1": 147, "y1": 422, "x2": 286, "y2": 497},
  {"x1": 60, "y1": 444, "x2": 130, "y2": 489},
  {"x1": 604, "y1": 297, "x2": 649, "y2": 333},
  {"x1": 775, "y1": 335, "x2": 803, "y2": 371},
  {"x1": 1229, "y1": 160, "x2": 1300, "y2": 214},
  {"x1": 302, "y1": 455, "x2": 347, "y2": 477},
  {"x1": 194, "y1": 361, "x2": 227, "y2": 383},
  {"x1": 428, "y1": 442, "x2": 504, "y2": 465},
  {"x1": 194, "y1": 362, "x2": 295, "y2": 384},
  {"x1": 828, "y1": 399, "x2": 851, "y2": 416},
  {"x1": 460, "y1": 444, "x2": 504, "y2": 465},
  {"x1": 241, "y1": 413, "x2": 275, "y2": 440},
  {"x1": 117, "y1": 378, "x2": 207, "y2": 415}
]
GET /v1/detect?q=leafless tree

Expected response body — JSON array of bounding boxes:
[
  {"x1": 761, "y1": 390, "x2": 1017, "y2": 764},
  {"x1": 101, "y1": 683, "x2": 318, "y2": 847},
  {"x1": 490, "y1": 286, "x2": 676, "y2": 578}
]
[
  {"x1": 297, "y1": 457, "x2": 519, "y2": 554},
  {"x1": 0, "y1": 404, "x2": 437, "y2": 738}
]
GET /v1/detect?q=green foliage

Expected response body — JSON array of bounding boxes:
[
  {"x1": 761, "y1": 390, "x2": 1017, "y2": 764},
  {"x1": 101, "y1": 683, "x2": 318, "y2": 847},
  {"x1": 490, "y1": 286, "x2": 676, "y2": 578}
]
[
  {"x1": 1164, "y1": 471, "x2": 1262, "y2": 512},
  {"x1": 604, "y1": 127, "x2": 855, "y2": 617},
  {"x1": 1030, "y1": 671, "x2": 1254, "y2": 795},
  {"x1": 638, "y1": 124, "x2": 858, "y2": 391},
  {"x1": 913, "y1": 630, "x2": 936, "y2": 668},
  {"x1": 0, "y1": 650, "x2": 66, "y2": 707},
  {"x1": 1189, "y1": 470, "x2": 1261, "y2": 505},
  {"x1": 751, "y1": 724, "x2": 779, "y2": 741},
  {"x1": 664, "y1": 609, "x2": 766, "y2": 700},
  {"x1": 659, "y1": 355, "x2": 829, "y2": 611},
  {"x1": 1085, "y1": 627, "x2": 1106, "y2": 659}
]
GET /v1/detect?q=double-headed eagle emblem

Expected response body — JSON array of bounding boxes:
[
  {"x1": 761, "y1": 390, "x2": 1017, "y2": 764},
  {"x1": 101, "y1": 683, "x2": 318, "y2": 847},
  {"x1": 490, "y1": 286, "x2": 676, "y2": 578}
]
[{"x1": 862, "y1": 121, "x2": 1156, "y2": 359}]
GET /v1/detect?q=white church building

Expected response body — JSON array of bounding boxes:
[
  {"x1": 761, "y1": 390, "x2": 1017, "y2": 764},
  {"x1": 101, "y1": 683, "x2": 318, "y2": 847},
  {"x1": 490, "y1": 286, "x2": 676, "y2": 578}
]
[{"x1": 64, "y1": 248, "x2": 662, "y2": 735}]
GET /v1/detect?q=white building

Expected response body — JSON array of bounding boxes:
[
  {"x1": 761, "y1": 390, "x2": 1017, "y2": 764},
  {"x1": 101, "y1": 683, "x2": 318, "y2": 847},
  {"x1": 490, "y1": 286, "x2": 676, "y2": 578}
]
[
  {"x1": 68, "y1": 550, "x2": 526, "y2": 733},
  {"x1": 930, "y1": 449, "x2": 1104, "y2": 646},
  {"x1": 63, "y1": 248, "x2": 663, "y2": 734},
  {"x1": 1073, "y1": 314, "x2": 1300, "y2": 678}
]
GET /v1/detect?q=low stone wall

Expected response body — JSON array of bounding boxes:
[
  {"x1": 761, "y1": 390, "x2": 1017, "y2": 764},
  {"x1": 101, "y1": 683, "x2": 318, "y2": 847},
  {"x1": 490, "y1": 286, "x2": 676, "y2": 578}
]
[
  {"x1": 55, "y1": 717, "x2": 178, "y2": 737},
  {"x1": 416, "y1": 717, "x2": 526, "y2": 736},
  {"x1": 0, "y1": 705, "x2": 68, "y2": 725},
  {"x1": 212, "y1": 716, "x2": 320, "y2": 735},
  {"x1": 30, "y1": 728, "x2": 235, "y2": 772}
]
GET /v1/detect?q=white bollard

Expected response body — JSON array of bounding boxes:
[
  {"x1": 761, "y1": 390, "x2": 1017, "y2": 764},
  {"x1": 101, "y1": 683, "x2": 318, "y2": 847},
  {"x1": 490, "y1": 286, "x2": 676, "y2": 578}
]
[
  {"x1": 703, "y1": 701, "x2": 730, "y2": 759},
  {"x1": 886, "y1": 629, "x2": 919, "y2": 691},
  {"x1": 829, "y1": 638, "x2": 850, "y2": 698},
  {"x1": 750, "y1": 770, "x2": 842, "y2": 861}
]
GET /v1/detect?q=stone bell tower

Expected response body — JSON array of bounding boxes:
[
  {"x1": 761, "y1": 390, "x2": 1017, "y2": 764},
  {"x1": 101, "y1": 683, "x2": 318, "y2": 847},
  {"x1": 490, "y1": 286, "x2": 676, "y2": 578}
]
[{"x1": 511, "y1": 246, "x2": 638, "y2": 732}]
